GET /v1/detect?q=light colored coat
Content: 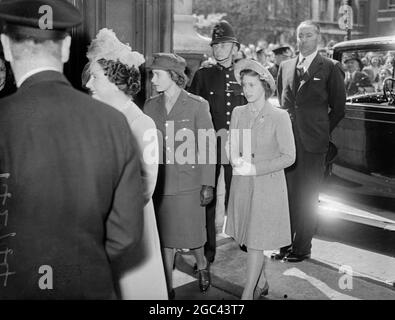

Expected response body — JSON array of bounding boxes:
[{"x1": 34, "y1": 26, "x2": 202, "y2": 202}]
[{"x1": 226, "y1": 102, "x2": 296, "y2": 250}]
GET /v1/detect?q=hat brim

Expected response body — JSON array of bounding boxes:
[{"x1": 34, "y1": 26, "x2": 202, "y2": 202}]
[
  {"x1": 210, "y1": 38, "x2": 240, "y2": 47},
  {"x1": 147, "y1": 63, "x2": 187, "y2": 81},
  {"x1": 234, "y1": 59, "x2": 276, "y2": 97},
  {"x1": 344, "y1": 57, "x2": 364, "y2": 69}
]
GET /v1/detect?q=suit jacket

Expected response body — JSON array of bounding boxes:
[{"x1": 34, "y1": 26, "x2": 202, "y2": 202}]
[
  {"x1": 189, "y1": 64, "x2": 247, "y2": 132},
  {"x1": 0, "y1": 71, "x2": 144, "y2": 299},
  {"x1": 144, "y1": 89, "x2": 216, "y2": 196},
  {"x1": 345, "y1": 71, "x2": 374, "y2": 96},
  {"x1": 277, "y1": 54, "x2": 346, "y2": 153}
]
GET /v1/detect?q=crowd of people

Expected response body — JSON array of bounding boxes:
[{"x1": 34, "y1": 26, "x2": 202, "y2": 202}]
[
  {"x1": 200, "y1": 36, "x2": 395, "y2": 98},
  {"x1": 2, "y1": 0, "x2": 387, "y2": 301}
]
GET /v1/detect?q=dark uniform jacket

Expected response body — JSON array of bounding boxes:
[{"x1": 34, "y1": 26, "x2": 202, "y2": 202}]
[
  {"x1": 144, "y1": 89, "x2": 216, "y2": 196},
  {"x1": 0, "y1": 71, "x2": 144, "y2": 299},
  {"x1": 189, "y1": 64, "x2": 247, "y2": 133},
  {"x1": 277, "y1": 54, "x2": 346, "y2": 153}
]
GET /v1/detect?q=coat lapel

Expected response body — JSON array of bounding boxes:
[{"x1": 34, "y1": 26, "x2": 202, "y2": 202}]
[
  {"x1": 288, "y1": 57, "x2": 298, "y2": 97},
  {"x1": 251, "y1": 102, "x2": 272, "y2": 129},
  {"x1": 167, "y1": 89, "x2": 187, "y2": 118},
  {"x1": 297, "y1": 53, "x2": 323, "y2": 93}
]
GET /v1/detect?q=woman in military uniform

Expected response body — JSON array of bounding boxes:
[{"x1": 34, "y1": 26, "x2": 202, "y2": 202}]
[{"x1": 144, "y1": 53, "x2": 216, "y2": 297}]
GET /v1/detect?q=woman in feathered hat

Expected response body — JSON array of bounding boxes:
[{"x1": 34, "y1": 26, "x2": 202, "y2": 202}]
[{"x1": 85, "y1": 28, "x2": 167, "y2": 300}]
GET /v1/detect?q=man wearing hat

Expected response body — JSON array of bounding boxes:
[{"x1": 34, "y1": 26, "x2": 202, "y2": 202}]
[
  {"x1": 344, "y1": 53, "x2": 374, "y2": 96},
  {"x1": 0, "y1": 0, "x2": 144, "y2": 299},
  {"x1": 268, "y1": 45, "x2": 293, "y2": 81},
  {"x1": 189, "y1": 20, "x2": 247, "y2": 264},
  {"x1": 144, "y1": 53, "x2": 216, "y2": 295},
  {"x1": 275, "y1": 20, "x2": 346, "y2": 263}
]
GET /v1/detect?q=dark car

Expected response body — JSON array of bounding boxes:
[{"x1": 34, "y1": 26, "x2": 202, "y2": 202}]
[{"x1": 329, "y1": 36, "x2": 395, "y2": 209}]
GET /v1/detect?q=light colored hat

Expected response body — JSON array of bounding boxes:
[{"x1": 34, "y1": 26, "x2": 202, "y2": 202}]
[
  {"x1": 234, "y1": 59, "x2": 276, "y2": 97},
  {"x1": 87, "y1": 28, "x2": 145, "y2": 68}
]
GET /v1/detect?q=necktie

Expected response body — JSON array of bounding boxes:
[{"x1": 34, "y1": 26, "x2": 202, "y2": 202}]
[
  {"x1": 295, "y1": 57, "x2": 306, "y2": 91},
  {"x1": 297, "y1": 57, "x2": 306, "y2": 77}
]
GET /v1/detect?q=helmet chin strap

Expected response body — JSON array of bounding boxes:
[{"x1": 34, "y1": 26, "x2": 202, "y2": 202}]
[{"x1": 214, "y1": 43, "x2": 235, "y2": 65}]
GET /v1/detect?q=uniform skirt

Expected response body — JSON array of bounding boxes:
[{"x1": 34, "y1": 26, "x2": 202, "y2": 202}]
[{"x1": 154, "y1": 190, "x2": 206, "y2": 249}]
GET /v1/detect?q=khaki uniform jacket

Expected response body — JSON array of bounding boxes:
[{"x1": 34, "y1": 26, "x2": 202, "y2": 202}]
[{"x1": 144, "y1": 89, "x2": 216, "y2": 196}]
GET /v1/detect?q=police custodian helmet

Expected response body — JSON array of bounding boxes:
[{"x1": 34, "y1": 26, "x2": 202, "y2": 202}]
[{"x1": 210, "y1": 20, "x2": 240, "y2": 49}]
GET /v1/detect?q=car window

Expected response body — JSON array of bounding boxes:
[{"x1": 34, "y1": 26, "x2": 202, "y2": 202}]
[{"x1": 341, "y1": 50, "x2": 395, "y2": 100}]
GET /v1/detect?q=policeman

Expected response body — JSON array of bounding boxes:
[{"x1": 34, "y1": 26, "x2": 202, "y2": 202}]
[{"x1": 189, "y1": 20, "x2": 247, "y2": 264}]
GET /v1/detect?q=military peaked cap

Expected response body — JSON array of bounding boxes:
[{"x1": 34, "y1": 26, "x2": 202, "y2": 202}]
[{"x1": 0, "y1": 0, "x2": 82, "y2": 40}]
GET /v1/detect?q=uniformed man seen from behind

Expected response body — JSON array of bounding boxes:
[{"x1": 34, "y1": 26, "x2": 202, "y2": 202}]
[
  {"x1": 189, "y1": 20, "x2": 247, "y2": 265},
  {"x1": 0, "y1": 0, "x2": 144, "y2": 299}
]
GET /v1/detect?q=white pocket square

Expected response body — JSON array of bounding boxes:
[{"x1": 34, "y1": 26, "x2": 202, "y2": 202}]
[{"x1": 314, "y1": 77, "x2": 321, "y2": 81}]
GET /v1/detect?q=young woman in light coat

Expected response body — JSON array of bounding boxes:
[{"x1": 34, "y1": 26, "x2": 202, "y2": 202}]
[{"x1": 225, "y1": 59, "x2": 296, "y2": 300}]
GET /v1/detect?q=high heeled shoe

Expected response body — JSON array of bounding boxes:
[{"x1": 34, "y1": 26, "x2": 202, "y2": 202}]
[{"x1": 253, "y1": 281, "x2": 269, "y2": 300}]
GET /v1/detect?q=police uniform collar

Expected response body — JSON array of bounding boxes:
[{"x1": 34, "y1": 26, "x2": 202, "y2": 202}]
[
  {"x1": 19, "y1": 70, "x2": 70, "y2": 90},
  {"x1": 216, "y1": 63, "x2": 234, "y2": 71}
]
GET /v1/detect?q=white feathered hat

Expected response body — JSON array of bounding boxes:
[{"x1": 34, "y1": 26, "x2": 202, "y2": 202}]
[{"x1": 87, "y1": 28, "x2": 145, "y2": 68}]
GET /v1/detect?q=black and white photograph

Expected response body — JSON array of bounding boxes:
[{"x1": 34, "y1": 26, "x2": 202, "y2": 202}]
[{"x1": 0, "y1": 0, "x2": 394, "y2": 306}]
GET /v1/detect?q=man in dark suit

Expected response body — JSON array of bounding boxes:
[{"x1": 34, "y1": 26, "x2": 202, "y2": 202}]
[
  {"x1": 275, "y1": 20, "x2": 346, "y2": 262},
  {"x1": 189, "y1": 21, "x2": 247, "y2": 264},
  {"x1": 0, "y1": 0, "x2": 143, "y2": 299}
]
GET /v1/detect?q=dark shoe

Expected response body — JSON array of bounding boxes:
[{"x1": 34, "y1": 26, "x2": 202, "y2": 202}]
[
  {"x1": 168, "y1": 289, "x2": 175, "y2": 300},
  {"x1": 198, "y1": 268, "x2": 211, "y2": 292},
  {"x1": 271, "y1": 251, "x2": 288, "y2": 260},
  {"x1": 253, "y1": 281, "x2": 269, "y2": 300},
  {"x1": 283, "y1": 252, "x2": 311, "y2": 263}
]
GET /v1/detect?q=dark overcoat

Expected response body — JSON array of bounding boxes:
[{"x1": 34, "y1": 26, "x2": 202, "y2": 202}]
[{"x1": 0, "y1": 71, "x2": 144, "y2": 299}]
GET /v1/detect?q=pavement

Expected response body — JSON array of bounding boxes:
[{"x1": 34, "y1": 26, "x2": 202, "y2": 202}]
[
  {"x1": 171, "y1": 168, "x2": 395, "y2": 300},
  {"x1": 172, "y1": 231, "x2": 395, "y2": 300}
]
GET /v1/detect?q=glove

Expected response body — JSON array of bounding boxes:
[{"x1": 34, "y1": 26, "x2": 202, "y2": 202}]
[
  {"x1": 233, "y1": 159, "x2": 256, "y2": 176},
  {"x1": 200, "y1": 185, "x2": 214, "y2": 207}
]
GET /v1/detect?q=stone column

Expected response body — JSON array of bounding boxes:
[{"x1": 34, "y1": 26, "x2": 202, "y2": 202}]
[
  {"x1": 173, "y1": 0, "x2": 211, "y2": 86},
  {"x1": 312, "y1": 0, "x2": 320, "y2": 21},
  {"x1": 328, "y1": 0, "x2": 335, "y2": 22}
]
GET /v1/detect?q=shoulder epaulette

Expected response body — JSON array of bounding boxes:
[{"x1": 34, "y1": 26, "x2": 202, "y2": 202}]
[{"x1": 187, "y1": 92, "x2": 207, "y2": 103}]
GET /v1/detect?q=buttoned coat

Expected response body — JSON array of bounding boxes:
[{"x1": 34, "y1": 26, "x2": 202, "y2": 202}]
[
  {"x1": 277, "y1": 54, "x2": 346, "y2": 153},
  {"x1": 143, "y1": 89, "x2": 216, "y2": 196},
  {"x1": 226, "y1": 102, "x2": 296, "y2": 250},
  {"x1": 0, "y1": 71, "x2": 144, "y2": 299},
  {"x1": 189, "y1": 64, "x2": 247, "y2": 132}
]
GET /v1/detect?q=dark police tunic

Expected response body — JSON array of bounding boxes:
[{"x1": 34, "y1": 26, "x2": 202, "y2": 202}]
[
  {"x1": 189, "y1": 64, "x2": 247, "y2": 133},
  {"x1": 0, "y1": 71, "x2": 144, "y2": 299}
]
